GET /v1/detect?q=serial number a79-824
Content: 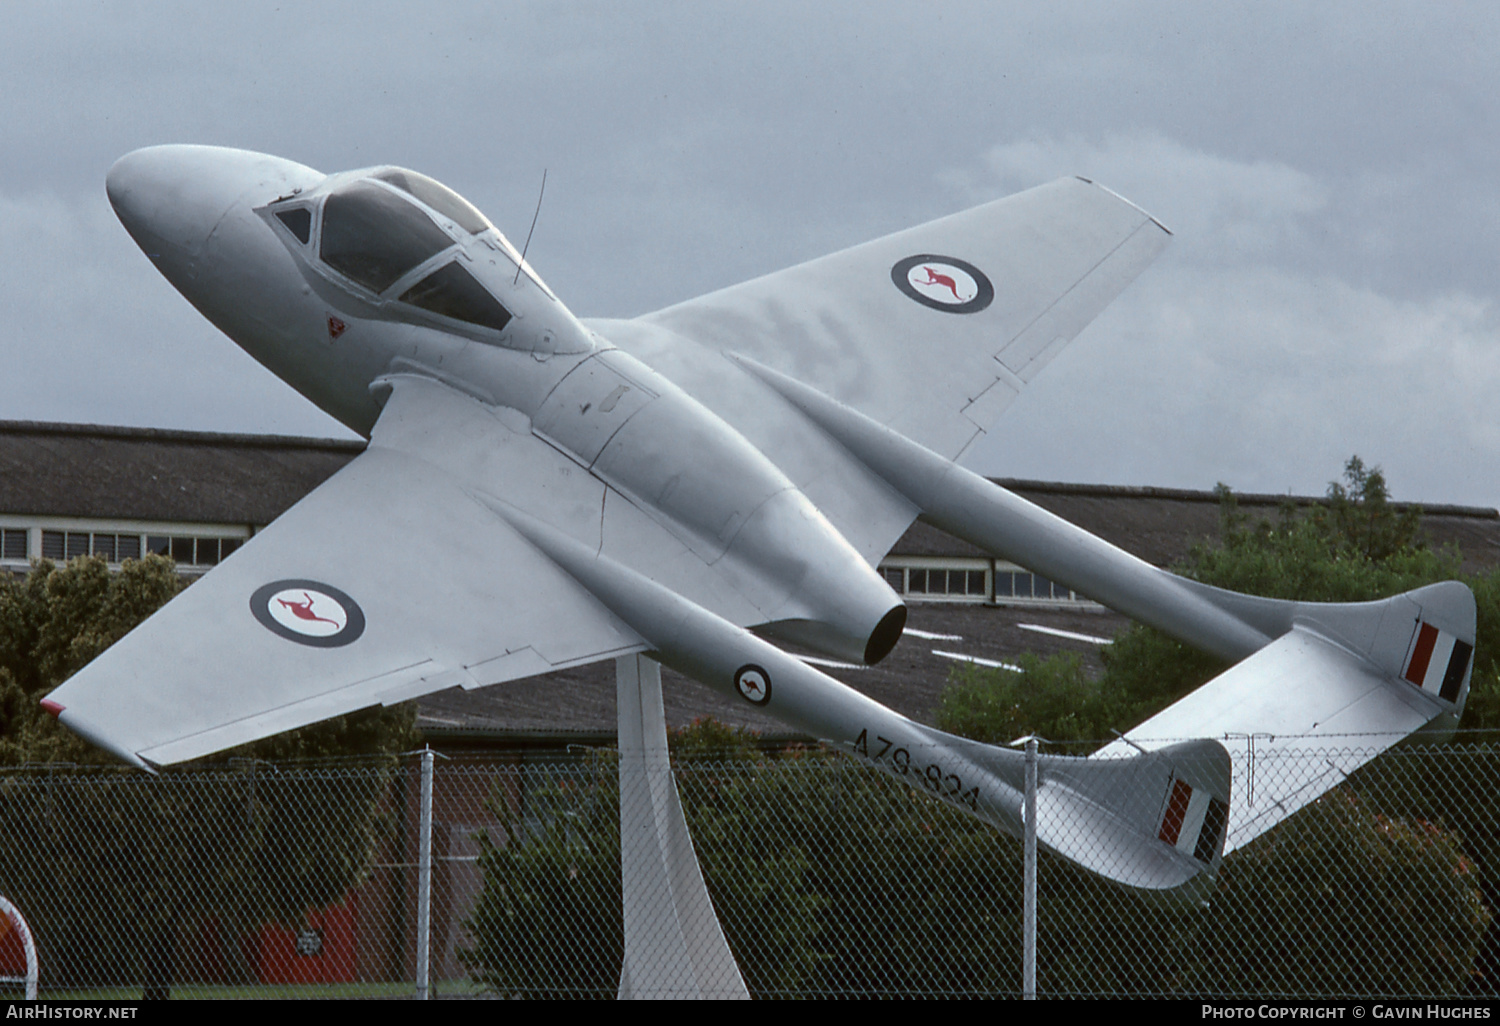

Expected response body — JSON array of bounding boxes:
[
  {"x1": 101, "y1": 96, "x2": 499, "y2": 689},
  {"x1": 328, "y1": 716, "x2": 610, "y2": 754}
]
[{"x1": 850, "y1": 729, "x2": 980, "y2": 811}]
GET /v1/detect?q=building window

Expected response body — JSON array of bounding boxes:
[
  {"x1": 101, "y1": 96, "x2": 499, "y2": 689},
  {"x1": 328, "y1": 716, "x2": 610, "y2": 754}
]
[
  {"x1": 995, "y1": 570, "x2": 1077, "y2": 602},
  {"x1": 1, "y1": 530, "x2": 26, "y2": 560},
  {"x1": 41, "y1": 531, "x2": 150, "y2": 563},
  {"x1": 879, "y1": 561, "x2": 990, "y2": 603},
  {"x1": 147, "y1": 534, "x2": 241, "y2": 566},
  {"x1": 879, "y1": 558, "x2": 1092, "y2": 606},
  {"x1": 15, "y1": 528, "x2": 241, "y2": 568},
  {"x1": 41, "y1": 531, "x2": 66, "y2": 560},
  {"x1": 907, "y1": 568, "x2": 988, "y2": 598}
]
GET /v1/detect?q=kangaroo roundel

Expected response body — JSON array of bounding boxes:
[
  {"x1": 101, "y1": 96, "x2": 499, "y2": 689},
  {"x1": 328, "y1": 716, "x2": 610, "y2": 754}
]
[
  {"x1": 734, "y1": 664, "x2": 772, "y2": 705},
  {"x1": 251, "y1": 579, "x2": 366, "y2": 648},
  {"x1": 891, "y1": 254, "x2": 994, "y2": 314}
]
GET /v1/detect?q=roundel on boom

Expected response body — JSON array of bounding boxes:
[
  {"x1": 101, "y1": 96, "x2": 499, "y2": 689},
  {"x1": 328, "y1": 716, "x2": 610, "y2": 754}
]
[{"x1": 734, "y1": 664, "x2": 772, "y2": 705}]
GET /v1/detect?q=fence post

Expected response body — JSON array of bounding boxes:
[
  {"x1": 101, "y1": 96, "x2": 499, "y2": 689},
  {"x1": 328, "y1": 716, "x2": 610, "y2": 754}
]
[
  {"x1": 1023, "y1": 737, "x2": 1037, "y2": 1000},
  {"x1": 416, "y1": 746, "x2": 434, "y2": 1000}
]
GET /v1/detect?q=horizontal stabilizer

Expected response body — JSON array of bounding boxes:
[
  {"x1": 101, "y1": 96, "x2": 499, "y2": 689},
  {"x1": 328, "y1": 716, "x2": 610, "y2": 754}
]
[
  {"x1": 953, "y1": 733, "x2": 1231, "y2": 901},
  {"x1": 1095, "y1": 581, "x2": 1476, "y2": 853}
]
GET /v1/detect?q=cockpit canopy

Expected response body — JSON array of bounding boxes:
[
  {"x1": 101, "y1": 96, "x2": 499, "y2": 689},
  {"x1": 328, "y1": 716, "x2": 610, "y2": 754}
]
[
  {"x1": 290, "y1": 168, "x2": 535, "y2": 338},
  {"x1": 371, "y1": 169, "x2": 494, "y2": 235},
  {"x1": 397, "y1": 260, "x2": 513, "y2": 333},
  {"x1": 320, "y1": 180, "x2": 453, "y2": 294}
]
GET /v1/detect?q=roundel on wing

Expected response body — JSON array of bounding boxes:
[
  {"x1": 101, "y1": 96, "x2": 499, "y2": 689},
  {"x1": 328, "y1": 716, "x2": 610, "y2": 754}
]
[
  {"x1": 890, "y1": 255, "x2": 994, "y2": 314},
  {"x1": 734, "y1": 664, "x2": 772, "y2": 706},
  {"x1": 251, "y1": 579, "x2": 366, "y2": 648}
]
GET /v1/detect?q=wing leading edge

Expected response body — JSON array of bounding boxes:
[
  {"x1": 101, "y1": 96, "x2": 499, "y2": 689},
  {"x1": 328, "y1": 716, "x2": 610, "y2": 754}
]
[
  {"x1": 618, "y1": 176, "x2": 1170, "y2": 464},
  {"x1": 44, "y1": 384, "x2": 649, "y2": 767}
]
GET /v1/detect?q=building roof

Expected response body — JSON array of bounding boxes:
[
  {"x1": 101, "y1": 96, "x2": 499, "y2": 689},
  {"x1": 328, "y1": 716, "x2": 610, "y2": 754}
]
[
  {"x1": 892, "y1": 479, "x2": 1500, "y2": 575},
  {"x1": 5, "y1": 420, "x2": 1497, "y2": 747},
  {"x1": 0, "y1": 421, "x2": 362, "y2": 526},
  {"x1": 8, "y1": 420, "x2": 1495, "y2": 563}
]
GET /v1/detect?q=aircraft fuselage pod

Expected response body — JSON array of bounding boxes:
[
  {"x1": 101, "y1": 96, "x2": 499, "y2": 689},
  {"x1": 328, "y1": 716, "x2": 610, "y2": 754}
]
[{"x1": 105, "y1": 145, "x2": 905, "y2": 666}]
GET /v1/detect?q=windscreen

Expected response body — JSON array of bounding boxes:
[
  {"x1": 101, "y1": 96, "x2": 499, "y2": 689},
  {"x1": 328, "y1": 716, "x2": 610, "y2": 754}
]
[
  {"x1": 399, "y1": 261, "x2": 513, "y2": 333},
  {"x1": 275, "y1": 207, "x2": 311, "y2": 244},
  {"x1": 320, "y1": 181, "x2": 454, "y2": 293}
]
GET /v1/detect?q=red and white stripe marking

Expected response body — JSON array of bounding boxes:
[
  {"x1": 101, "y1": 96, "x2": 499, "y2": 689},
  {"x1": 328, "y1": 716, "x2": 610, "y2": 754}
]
[
  {"x1": 1159, "y1": 778, "x2": 1206, "y2": 851},
  {"x1": 1403, "y1": 620, "x2": 1472, "y2": 703},
  {"x1": 1158, "y1": 777, "x2": 1227, "y2": 863}
]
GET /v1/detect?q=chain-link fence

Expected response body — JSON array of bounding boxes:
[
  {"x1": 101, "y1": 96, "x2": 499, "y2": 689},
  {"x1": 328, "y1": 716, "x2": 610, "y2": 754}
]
[{"x1": 2, "y1": 736, "x2": 1499, "y2": 998}]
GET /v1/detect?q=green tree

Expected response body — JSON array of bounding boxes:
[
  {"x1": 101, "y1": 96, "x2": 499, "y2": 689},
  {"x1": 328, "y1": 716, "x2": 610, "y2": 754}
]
[
  {"x1": 934, "y1": 456, "x2": 1499, "y2": 995},
  {"x1": 0, "y1": 555, "x2": 416, "y2": 997},
  {"x1": 463, "y1": 725, "x2": 1194, "y2": 997},
  {"x1": 462, "y1": 755, "x2": 626, "y2": 998},
  {"x1": 1318, "y1": 455, "x2": 1425, "y2": 562},
  {"x1": 1181, "y1": 788, "x2": 1489, "y2": 997},
  {"x1": 462, "y1": 735, "x2": 825, "y2": 998},
  {"x1": 936, "y1": 651, "x2": 1136, "y2": 747}
]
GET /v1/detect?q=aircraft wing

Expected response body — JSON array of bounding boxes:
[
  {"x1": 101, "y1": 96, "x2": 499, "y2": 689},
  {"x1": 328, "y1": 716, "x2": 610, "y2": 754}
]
[
  {"x1": 610, "y1": 176, "x2": 1170, "y2": 464},
  {"x1": 43, "y1": 381, "x2": 649, "y2": 768},
  {"x1": 591, "y1": 176, "x2": 1169, "y2": 567}
]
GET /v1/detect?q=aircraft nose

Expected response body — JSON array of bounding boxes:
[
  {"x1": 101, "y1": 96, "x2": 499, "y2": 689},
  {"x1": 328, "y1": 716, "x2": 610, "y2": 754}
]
[{"x1": 106, "y1": 146, "x2": 322, "y2": 275}]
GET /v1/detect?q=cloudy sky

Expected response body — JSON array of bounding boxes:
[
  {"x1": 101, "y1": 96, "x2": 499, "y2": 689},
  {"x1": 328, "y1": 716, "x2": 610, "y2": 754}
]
[{"x1": 4, "y1": 2, "x2": 1499, "y2": 507}]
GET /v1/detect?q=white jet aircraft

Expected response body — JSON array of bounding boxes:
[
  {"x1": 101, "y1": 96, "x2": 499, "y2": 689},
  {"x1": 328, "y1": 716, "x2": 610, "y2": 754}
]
[{"x1": 44, "y1": 146, "x2": 1474, "y2": 906}]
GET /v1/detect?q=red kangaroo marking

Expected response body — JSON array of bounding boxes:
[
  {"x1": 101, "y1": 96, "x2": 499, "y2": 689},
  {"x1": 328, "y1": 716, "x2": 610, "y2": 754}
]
[
  {"x1": 919, "y1": 266, "x2": 967, "y2": 301},
  {"x1": 278, "y1": 592, "x2": 340, "y2": 627}
]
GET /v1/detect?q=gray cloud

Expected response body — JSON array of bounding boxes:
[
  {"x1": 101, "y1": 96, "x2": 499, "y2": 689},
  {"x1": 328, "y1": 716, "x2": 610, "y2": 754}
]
[
  {"x1": 963, "y1": 134, "x2": 1500, "y2": 506},
  {"x1": 3, "y1": 1, "x2": 1497, "y2": 505}
]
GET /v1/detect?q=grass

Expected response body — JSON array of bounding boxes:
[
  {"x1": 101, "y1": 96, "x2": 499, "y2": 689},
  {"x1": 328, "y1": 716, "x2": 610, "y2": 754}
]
[{"x1": 38, "y1": 978, "x2": 488, "y2": 1000}]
